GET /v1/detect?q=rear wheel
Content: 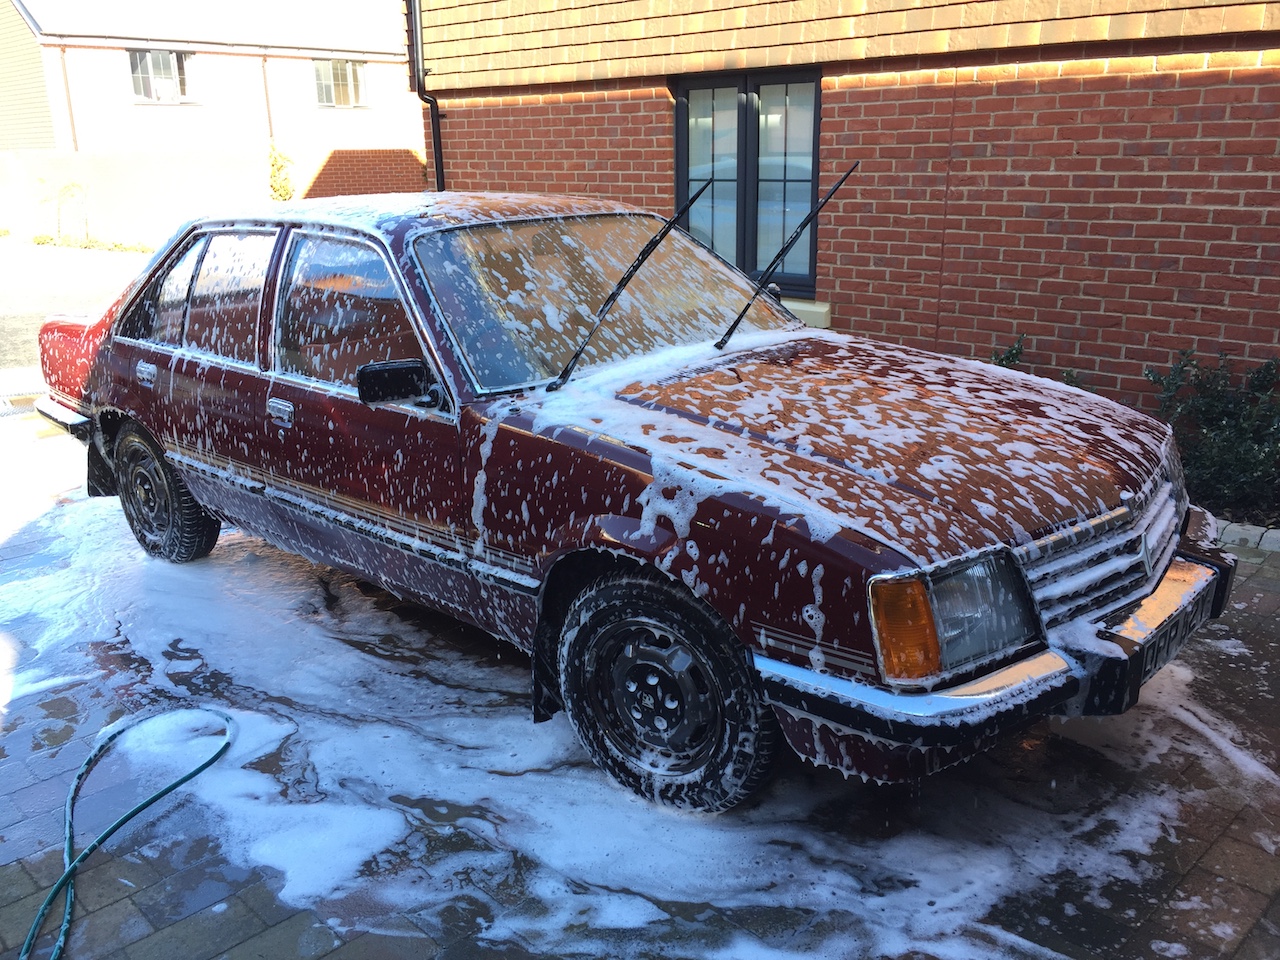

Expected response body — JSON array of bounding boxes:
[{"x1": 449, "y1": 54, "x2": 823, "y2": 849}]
[
  {"x1": 558, "y1": 574, "x2": 779, "y2": 811},
  {"x1": 114, "y1": 424, "x2": 220, "y2": 562}
]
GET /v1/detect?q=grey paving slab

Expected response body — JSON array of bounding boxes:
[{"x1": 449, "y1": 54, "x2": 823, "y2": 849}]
[
  {"x1": 64, "y1": 894, "x2": 155, "y2": 956},
  {"x1": 66, "y1": 850, "x2": 163, "y2": 912},
  {"x1": 217, "y1": 910, "x2": 343, "y2": 960},
  {"x1": 0, "y1": 885, "x2": 59, "y2": 953},
  {"x1": 1197, "y1": 834, "x2": 1280, "y2": 898},
  {"x1": 1221, "y1": 522, "x2": 1267, "y2": 548},
  {"x1": 1149, "y1": 867, "x2": 1271, "y2": 957},
  {"x1": 120, "y1": 895, "x2": 267, "y2": 960},
  {"x1": 130, "y1": 854, "x2": 263, "y2": 928},
  {"x1": 325, "y1": 929, "x2": 440, "y2": 959},
  {"x1": 239, "y1": 877, "x2": 301, "y2": 928},
  {"x1": 0, "y1": 805, "x2": 62, "y2": 865},
  {"x1": 0, "y1": 863, "x2": 37, "y2": 911},
  {"x1": 0, "y1": 798, "x2": 23, "y2": 837}
]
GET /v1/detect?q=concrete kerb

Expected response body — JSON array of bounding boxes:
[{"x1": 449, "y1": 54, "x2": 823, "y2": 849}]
[{"x1": 1220, "y1": 521, "x2": 1280, "y2": 554}]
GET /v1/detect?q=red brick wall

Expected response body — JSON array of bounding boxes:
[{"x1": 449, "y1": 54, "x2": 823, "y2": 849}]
[
  {"x1": 304, "y1": 148, "x2": 429, "y2": 198},
  {"x1": 420, "y1": 40, "x2": 1278, "y2": 409},
  {"x1": 426, "y1": 81, "x2": 675, "y2": 210},
  {"x1": 821, "y1": 37, "x2": 1280, "y2": 408}
]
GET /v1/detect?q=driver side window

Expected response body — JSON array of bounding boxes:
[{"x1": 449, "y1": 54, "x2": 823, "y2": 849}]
[{"x1": 276, "y1": 234, "x2": 425, "y2": 390}]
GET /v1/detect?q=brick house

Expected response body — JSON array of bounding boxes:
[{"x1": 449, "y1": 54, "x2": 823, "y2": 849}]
[
  {"x1": 0, "y1": 0, "x2": 428, "y2": 245},
  {"x1": 410, "y1": 0, "x2": 1280, "y2": 407}
]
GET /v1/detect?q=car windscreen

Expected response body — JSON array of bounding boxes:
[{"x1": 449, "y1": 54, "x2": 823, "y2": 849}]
[{"x1": 412, "y1": 213, "x2": 797, "y2": 392}]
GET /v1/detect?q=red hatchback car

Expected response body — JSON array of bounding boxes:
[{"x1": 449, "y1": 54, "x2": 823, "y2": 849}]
[{"x1": 39, "y1": 192, "x2": 1235, "y2": 811}]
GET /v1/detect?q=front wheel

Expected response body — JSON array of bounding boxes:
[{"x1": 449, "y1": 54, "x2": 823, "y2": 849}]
[
  {"x1": 558, "y1": 574, "x2": 779, "y2": 811},
  {"x1": 114, "y1": 424, "x2": 220, "y2": 562}
]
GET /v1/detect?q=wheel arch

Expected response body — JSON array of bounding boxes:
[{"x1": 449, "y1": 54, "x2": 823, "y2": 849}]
[
  {"x1": 87, "y1": 409, "x2": 133, "y2": 496},
  {"x1": 532, "y1": 547, "x2": 653, "y2": 721}
]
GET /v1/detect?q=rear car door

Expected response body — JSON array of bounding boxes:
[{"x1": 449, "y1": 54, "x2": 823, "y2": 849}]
[
  {"x1": 164, "y1": 229, "x2": 279, "y2": 522},
  {"x1": 106, "y1": 236, "x2": 208, "y2": 445}
]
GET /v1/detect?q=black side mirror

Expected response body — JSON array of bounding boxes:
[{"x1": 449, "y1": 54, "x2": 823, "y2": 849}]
[{"x1": 357, "y1": 359, "x2": 446, "y2": 409}]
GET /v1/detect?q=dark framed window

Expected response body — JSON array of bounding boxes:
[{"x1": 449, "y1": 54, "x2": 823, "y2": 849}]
[
  {"x1": 674, "y1": 72, "x2": 820, "y2": 298},
  {"x1": 129, "y1": 50, "x2": 187, "y2": 103},
  {"x1": 314, "y1": 60, "x2": 365, "y2": 107}
]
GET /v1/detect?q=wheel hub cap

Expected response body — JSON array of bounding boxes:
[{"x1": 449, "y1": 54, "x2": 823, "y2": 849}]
[{"x1": 604, "y1": 624, "x2": 718, "y2": 767}]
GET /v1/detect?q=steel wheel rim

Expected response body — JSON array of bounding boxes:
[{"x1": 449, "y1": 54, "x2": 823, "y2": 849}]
[
  {"x1": 120, "y1": 443, "x2": 172, "y2": 549},
  {"x1": 588, "y1": 617, "x2": 723, "y2": 776}
]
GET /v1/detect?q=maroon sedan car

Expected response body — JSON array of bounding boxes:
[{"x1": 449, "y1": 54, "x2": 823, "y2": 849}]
[{"x1": 38, "y1": 192, "x2": 1235, "y2": 811}]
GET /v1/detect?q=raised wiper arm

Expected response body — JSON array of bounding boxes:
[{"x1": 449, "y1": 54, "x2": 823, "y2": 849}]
[
  {"x1": 714, "y1": 160, "x2": 860, "y2": 351},
  {"x1": 547, "y1": 178, "x2": 713, "y2": 392}
]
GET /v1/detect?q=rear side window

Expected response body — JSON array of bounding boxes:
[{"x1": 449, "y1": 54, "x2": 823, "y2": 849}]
[
  {"x1": 118, "y1": 237, "x2": 206, "y2": 343},
  {"x1": 276, "y1": 235, "x2": 422, "y2": 388},
  {"x1": 185, "y1": 232, "x2": 277, "y2": 364}
]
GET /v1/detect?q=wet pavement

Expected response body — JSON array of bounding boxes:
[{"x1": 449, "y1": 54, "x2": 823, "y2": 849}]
[{"x1": 1, "y1": 407, "x2": 1279, "y2": 960}]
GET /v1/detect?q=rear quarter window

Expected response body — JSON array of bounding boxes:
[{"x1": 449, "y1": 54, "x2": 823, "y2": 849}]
[{"x1": 117, "y1": 237, "x2": 206, "y2": 344}]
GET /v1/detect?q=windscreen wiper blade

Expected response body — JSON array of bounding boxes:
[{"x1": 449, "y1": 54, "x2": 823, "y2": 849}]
[
  {"x1": 547, "y1": 178, "x2": 713, "y2": 391},
  {"x1": 714, "y1": 160, "x2": 859, "y2": 351}
]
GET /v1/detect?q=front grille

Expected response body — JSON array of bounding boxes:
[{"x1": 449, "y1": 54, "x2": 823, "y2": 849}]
[{"x1": 1014, "y1": 453, "x2": 1186, "y2": 628}]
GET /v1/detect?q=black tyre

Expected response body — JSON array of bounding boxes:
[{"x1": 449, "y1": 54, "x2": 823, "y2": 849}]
[
  {"x1": 558, "y1": 574, "x2": 779, "y2": 811},
  {"x1": 114, "y1": 424, "x2": 220, "y2": 562}
]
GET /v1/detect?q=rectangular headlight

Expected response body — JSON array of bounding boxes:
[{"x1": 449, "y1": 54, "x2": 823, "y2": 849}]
[{"x1": 870, "y1": 552, "x2": 1043, "y2": 685}]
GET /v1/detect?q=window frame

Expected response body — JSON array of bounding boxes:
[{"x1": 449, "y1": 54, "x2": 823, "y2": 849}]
[
  {"x1": 181, "y1": 229, "x2": 279, "y2": 369},
  {"x1": 115, "y1": 235, "x2": 207, "y2": 345},
  {"x1": 271, "y1": 228, "x2": 444, "y2": 406},
  {"x1": 673, "y1": 69, "x2": 821, "y2": 299},
  {"x1": 128, "y1": 49, "x2": 188, "y2": 104},
  {"x1": 314, "y1": 59, "x2": 366, "y2": 108}
]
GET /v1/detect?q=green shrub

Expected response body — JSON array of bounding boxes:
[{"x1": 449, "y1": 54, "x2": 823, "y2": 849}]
[
  {"x1": 990, "y1": 334, "x2": 1025, "y2": 368},
  {"x1": 988, "y1": 334, "x2": 1092, "y2": 390},
  {"x1": 27, "y1": 234, "x2": 152, "y2": 253},
  {"x1": 1145, "y1": 352, "x2": 1280, "y2": 525},
  {"x1": 269, "y1": 142, "x2": 295, "y2": 202}
]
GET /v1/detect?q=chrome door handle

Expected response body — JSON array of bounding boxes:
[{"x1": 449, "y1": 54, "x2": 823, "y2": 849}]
[
  {"x1": 136, "y1": 360, "x2": 157, "y2": 388},
  {"x1": 267, "y1": 397, "x2": 294, "y2": 427}
]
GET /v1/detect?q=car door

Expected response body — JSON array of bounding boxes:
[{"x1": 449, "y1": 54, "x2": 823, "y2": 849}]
[
  {"x1": 260, "y1": 229, "x2": 473, "y2": 604},
  {"x1": 164, "y1": 229, "x2": 279, "y2": 523},
  {"x1": 106, "y1": 236, "x2": 207, "y2": 446}
]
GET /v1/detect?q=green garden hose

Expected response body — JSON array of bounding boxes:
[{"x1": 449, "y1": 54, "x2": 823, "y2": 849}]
[{"x1": 20, "y1": 707, "x2": 236, "y2": 960}]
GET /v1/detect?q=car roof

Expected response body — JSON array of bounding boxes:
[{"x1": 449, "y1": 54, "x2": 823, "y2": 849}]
[{"x1": 194, "y1": 191, "x2": 654, "y2": 238}]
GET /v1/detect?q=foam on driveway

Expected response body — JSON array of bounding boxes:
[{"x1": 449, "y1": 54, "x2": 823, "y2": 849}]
[{"x1": 2, "y1": 411, "x2": 1279, "y2": 959}]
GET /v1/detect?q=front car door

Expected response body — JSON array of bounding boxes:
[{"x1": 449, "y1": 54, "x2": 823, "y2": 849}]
[{"x1": 259, "y1": 229, "x2": 477, "y2": 608}]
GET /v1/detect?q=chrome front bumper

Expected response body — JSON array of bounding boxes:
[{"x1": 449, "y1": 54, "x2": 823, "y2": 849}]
[
  {"x1": 1055, "y1": 553, "x2": 1231, "y2": 715},
  {"x1": 758, "y1": 539, "x2": 1235, "y2": 781}
]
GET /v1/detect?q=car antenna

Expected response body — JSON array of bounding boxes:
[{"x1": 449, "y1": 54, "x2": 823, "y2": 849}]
[
  {"x1": 714, "y1": 160, "x2": 859, "y2": 351},
  {"x1": 547, "y1": 178, "x2": 714, "y2": 392}
]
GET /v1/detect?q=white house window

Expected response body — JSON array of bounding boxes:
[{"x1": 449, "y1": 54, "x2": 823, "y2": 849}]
[
  {"x1": 315, "y1": 60, "x2": 365, "y2": 107},
  {"x1": 129, "y1": 50, "x2": 187, "y2": 103}
]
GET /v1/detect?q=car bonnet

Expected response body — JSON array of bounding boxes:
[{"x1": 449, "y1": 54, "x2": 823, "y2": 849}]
[{"x1": 604, "y1": 333, "x2": 1174, "y2": 564}]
